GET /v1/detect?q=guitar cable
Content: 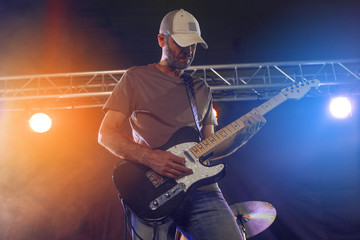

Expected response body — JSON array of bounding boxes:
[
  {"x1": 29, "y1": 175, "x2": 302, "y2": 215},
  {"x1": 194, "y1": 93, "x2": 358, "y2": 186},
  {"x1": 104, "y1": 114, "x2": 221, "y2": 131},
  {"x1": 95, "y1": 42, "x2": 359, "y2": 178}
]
[{"x1": 121, "y1": 199, "x2": 144, "y2": 240}]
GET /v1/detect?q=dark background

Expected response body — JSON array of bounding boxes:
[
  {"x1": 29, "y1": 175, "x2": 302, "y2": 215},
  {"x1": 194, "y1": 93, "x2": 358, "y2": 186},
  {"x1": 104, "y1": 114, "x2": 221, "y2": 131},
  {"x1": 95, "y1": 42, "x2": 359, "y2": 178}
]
[
  {"x1": 0, "y1": 0, "x2": 359, "y2": 75},
  {"x1": 0, "y1": 0, "x2": 359, "y2": 239}
]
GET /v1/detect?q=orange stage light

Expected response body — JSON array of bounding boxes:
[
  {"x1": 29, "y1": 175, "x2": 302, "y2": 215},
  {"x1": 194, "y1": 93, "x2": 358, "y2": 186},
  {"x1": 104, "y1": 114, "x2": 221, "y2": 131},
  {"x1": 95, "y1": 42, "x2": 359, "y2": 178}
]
[{"x1": 29, "y1": 113, "x2": 52, "y2": 133}]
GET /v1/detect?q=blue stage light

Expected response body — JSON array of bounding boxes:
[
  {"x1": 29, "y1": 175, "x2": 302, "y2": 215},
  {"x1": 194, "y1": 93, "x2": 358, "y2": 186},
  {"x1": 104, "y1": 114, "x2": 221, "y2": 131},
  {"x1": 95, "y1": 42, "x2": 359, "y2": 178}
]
[{"x1": 329, "y1": 97, "x2": 352, "y2": 119}]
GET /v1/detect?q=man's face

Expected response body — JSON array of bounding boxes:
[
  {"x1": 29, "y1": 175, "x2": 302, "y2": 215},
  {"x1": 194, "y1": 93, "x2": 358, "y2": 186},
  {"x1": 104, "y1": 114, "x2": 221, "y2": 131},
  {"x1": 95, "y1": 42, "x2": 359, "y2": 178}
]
[{"x1": 164, "y1": 36, "x2": 197, "y2": 71}]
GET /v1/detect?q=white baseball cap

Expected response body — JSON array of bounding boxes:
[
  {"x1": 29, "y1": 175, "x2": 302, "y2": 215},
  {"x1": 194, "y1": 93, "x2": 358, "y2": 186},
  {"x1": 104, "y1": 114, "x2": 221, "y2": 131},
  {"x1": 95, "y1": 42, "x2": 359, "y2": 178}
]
[{"x1": 159, "y1": 9, "x2": 208, "y2": 49}]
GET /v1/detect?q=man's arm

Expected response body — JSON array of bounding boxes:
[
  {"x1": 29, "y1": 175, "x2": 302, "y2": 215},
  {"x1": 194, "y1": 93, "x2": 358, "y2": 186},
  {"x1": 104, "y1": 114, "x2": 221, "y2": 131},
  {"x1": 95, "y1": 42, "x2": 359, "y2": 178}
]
[
  {"x1": 202, "y1": 112, "x2": 266, "y2": 159},
  {"x1": 98, "y1": 110, "x2": 193, "y2": 178}
]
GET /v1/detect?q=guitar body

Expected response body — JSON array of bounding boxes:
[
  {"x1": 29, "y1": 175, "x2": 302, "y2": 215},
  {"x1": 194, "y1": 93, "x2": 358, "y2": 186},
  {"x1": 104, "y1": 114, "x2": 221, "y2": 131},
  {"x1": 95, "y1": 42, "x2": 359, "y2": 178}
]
[{"x1": 113, "y1": 127, "x2": 225, "y2": 221}]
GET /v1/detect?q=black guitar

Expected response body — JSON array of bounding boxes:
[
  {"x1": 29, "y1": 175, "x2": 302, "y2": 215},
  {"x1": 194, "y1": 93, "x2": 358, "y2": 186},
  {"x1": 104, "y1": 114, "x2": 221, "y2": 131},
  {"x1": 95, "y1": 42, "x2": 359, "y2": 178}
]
[{"x1": 113, "y1": 80, "x2": 320, "y2": 221}]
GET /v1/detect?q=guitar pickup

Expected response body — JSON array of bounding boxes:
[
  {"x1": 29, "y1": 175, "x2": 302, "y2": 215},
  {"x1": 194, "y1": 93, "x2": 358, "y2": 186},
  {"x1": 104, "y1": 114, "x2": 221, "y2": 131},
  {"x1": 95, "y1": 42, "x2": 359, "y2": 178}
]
[{"x1": 184, "y1": 150, "x2": 195, "y2": 163}]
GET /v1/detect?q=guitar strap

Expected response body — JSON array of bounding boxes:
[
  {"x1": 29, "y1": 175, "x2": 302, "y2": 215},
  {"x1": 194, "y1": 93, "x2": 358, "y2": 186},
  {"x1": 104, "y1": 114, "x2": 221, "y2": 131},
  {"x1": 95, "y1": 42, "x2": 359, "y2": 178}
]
[{"x1": 181, "y1": 73, "x2": 203, "y2": 141}]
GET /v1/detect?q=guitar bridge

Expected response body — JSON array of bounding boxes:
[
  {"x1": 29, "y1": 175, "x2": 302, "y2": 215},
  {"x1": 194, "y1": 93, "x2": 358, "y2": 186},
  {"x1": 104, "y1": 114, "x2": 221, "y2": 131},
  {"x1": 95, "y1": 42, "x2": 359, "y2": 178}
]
[{"x1": 146, "y1": 170, "x2": 167, "y2": 188}]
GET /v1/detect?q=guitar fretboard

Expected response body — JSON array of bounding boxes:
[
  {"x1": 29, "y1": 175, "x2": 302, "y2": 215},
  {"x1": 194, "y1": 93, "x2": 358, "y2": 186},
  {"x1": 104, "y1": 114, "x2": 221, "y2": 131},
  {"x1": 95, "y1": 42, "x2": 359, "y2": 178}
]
[{"x1": 189, "y1": 92, "x2": 288, "y2": 158}]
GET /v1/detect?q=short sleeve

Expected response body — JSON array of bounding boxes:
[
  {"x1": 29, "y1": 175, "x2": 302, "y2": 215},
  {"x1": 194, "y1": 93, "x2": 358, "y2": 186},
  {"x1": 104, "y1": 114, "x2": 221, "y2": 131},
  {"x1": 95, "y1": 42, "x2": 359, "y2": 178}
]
[{"x1": 103, "y1": 70, "x2": 135, "y2": 116}]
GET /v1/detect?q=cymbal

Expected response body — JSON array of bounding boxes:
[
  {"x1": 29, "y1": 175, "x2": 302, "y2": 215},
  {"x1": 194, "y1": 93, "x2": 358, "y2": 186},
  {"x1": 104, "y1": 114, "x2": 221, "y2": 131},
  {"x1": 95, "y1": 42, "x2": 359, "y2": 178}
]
[{"x1": 230, "y1": 201, "x2": 276, "y2": 238}]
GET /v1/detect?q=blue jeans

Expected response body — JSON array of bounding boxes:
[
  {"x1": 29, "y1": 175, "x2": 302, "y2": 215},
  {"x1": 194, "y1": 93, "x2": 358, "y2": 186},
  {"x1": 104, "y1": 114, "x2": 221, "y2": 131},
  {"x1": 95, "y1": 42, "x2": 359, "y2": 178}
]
[{"x1": 129, "y1": 189, "x2": 245, "y2": 240}]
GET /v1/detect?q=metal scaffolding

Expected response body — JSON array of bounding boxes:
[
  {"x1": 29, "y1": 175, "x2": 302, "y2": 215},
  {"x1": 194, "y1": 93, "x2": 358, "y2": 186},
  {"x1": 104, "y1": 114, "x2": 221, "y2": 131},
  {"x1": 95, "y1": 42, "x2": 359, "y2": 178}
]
[{"x1": 1, "y1": 60, "x2": 359, "y2": 111}]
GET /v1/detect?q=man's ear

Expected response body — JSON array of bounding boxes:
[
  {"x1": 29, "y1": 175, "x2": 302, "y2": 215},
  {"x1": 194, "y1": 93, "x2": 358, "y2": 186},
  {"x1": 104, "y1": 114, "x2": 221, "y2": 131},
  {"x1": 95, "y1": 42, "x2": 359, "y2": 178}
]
[{"x1": 158, "y1": 33, "x2": 166, "y2": 47}]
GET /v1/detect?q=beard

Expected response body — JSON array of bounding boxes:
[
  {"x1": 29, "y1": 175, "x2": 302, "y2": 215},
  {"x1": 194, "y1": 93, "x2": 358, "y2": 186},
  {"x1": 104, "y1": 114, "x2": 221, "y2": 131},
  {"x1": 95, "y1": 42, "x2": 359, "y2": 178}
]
[{"x1": 165, "y1": 44, "x2": 194, "y2": 71}]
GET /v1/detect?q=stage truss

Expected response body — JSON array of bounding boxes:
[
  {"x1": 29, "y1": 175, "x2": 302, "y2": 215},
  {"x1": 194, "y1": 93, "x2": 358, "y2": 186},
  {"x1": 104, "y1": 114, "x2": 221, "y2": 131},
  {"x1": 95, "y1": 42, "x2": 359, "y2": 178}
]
[{"x1": 0, "y1": 60, "x2": 359, "y2": 111}]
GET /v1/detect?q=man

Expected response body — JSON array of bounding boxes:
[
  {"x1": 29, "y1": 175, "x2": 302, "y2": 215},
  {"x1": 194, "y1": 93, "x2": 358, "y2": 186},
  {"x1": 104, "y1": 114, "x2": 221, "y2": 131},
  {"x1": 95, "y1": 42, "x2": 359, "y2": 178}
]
[{"x1": 98, "y1": 9, "x2": 266, "y2": 240}]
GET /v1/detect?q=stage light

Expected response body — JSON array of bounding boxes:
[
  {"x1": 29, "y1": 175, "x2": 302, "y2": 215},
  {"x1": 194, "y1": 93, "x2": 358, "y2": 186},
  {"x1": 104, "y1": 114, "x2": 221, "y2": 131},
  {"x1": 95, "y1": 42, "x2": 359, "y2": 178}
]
[
  {"x1": 329, "y1": 97, "x2": 352, "y2": 119},
  {"x1": 29, "y1": 113, "x2": 52, "y2": 133}
]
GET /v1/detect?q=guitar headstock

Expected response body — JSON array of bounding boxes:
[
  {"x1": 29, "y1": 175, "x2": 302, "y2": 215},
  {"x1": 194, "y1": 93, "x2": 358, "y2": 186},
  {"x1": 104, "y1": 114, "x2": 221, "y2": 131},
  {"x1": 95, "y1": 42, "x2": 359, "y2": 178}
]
[{"x1": 281, "y1": 79, "x2": 320, "y2": 100}]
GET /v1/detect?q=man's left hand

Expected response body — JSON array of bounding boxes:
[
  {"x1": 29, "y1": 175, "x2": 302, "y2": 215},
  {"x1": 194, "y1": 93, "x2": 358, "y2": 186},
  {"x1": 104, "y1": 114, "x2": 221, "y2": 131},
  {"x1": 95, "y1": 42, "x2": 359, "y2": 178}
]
[{"x1": 238, "y1": 112, "x2": 266, "y2": 144}]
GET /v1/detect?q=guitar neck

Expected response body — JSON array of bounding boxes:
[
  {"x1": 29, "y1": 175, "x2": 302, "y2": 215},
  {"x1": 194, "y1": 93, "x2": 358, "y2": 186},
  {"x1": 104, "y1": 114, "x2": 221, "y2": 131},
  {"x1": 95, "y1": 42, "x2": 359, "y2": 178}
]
[{"x1": 189, "y1": 92, "x2": 288, "y2": 158}]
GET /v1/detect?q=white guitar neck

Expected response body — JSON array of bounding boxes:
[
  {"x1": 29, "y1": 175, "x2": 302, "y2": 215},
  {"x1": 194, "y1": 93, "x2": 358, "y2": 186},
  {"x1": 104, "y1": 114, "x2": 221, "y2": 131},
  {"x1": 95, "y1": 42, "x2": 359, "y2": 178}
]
[{"x1": 189, "y1": 78, "x2": 320, "y2": 158}]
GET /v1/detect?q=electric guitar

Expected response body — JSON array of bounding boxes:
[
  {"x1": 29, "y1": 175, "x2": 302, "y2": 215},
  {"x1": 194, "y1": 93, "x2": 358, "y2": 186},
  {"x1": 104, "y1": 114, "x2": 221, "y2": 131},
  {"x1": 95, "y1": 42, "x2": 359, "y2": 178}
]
[{"x1": 113, "y1": 79, "x2": 320, "y2": 221}]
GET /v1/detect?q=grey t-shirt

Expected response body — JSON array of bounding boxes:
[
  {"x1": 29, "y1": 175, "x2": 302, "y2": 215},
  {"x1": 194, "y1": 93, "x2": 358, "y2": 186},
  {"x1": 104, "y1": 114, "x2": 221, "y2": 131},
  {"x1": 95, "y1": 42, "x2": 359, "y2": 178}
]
[{"x1": 104, "y1": 63, "x2": 217, "y2": 149}]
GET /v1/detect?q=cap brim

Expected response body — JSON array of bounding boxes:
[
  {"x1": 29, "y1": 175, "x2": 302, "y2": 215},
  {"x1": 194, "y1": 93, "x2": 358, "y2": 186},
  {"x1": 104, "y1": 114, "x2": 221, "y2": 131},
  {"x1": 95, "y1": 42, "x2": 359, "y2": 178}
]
[{"x1": 172, "y1": 33, "x2": 208, "y2": 49}]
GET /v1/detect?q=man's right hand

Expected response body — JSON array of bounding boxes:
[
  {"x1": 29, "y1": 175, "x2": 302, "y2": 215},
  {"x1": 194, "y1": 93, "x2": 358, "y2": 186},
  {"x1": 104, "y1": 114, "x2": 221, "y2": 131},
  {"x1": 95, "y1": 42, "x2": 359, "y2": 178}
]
[
  {"x1": 141, "y1": 149, "x2": 193, "y2": 179},
  {"x1": 99, "y1": 110, "x2": 193, "y2": 179}
]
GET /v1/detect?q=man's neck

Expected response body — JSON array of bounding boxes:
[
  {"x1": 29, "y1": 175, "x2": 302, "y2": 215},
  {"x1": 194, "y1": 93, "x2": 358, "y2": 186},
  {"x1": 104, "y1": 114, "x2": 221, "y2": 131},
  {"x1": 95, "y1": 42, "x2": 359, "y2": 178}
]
[{"x1": 155, "y1": 61, "x2": 184, "y2": 78}]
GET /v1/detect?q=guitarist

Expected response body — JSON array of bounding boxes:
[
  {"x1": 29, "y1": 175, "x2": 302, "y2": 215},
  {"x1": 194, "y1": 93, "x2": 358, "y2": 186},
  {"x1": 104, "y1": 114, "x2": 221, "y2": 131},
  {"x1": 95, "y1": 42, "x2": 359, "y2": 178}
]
[{"x1": 98, "y1": 9, "x2": 266, "y2": 240}]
